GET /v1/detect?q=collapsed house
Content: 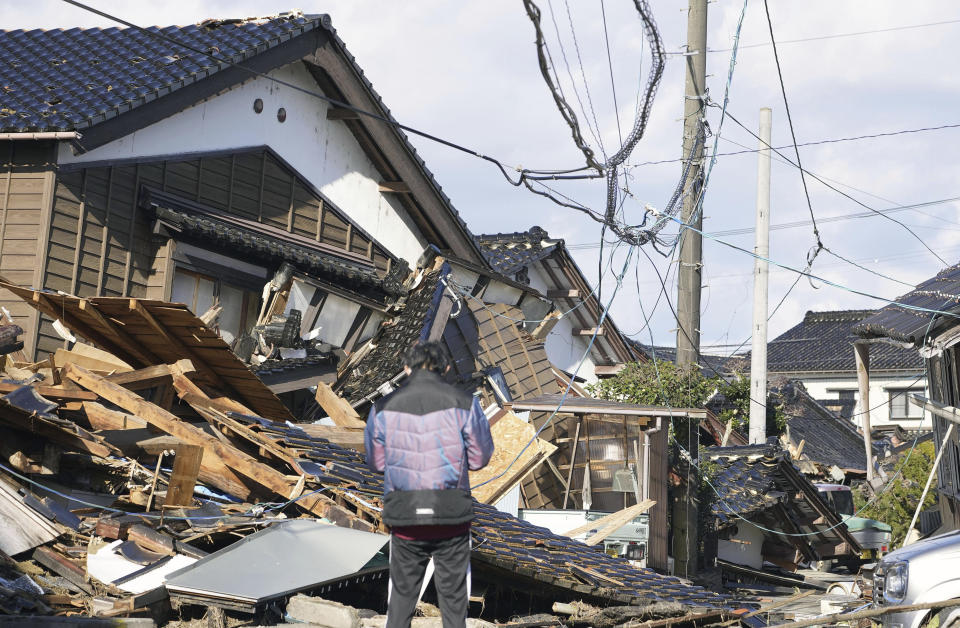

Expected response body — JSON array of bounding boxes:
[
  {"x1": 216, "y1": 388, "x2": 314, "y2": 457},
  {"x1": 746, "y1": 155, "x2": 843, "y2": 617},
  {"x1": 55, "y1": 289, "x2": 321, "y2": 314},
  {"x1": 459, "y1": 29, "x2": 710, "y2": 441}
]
[
  {"x1": 0, "y1": 10, "x2": 756, "y2": 625},
  {"x1": 854, "y1": 261, "x2": 960, "y2": 532},
  {"x1": 770, "y1": 379, "x2": 869, "y2": 481},
  {"x1": 704, "y1": 445, "x2": 861, "y2": 584},
  {"x1": 0, "y1": 293, "x2": 739, "y2": 623}
]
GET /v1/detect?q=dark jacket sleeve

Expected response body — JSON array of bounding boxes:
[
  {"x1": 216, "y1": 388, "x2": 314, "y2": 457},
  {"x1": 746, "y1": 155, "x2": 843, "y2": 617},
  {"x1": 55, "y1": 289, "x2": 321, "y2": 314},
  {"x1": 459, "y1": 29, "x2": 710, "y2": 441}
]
[
  {"x1": 365, "y1": 404, "x2": 385, "y2": 473},
  {"x1": 463, "y1": 397, "x2": 494, "y2": 471}
]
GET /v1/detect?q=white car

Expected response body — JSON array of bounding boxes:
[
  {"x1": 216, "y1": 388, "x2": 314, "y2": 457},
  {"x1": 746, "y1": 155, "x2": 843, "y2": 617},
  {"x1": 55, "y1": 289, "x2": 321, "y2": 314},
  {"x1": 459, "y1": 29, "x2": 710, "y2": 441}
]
[{"x1": 873, "y1": 529, "x2": 960, "y2": 628}]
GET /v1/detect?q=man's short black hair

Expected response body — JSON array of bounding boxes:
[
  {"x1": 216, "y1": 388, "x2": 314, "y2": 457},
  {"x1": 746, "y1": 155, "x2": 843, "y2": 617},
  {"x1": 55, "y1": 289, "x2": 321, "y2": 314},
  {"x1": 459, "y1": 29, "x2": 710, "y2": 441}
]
[{"x1": 403, "y1": 341, "x2": 451, "y2": 374}]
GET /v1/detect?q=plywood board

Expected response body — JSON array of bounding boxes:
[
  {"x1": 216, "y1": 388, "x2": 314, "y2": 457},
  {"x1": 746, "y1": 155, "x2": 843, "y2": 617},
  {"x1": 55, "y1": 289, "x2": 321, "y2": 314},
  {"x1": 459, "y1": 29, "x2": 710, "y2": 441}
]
[{"x1": 469, "y1": 411, "x2": 557, "y2": 504}]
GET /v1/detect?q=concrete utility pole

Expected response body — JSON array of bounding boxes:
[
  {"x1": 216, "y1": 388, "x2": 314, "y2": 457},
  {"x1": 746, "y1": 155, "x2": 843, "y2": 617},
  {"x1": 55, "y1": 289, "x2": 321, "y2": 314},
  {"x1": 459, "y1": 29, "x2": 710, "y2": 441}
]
[
  {"x1": 749, "y1": 108, "x2": 772, "y2": 445},
  {"x1": 674, "y1": 0, "x2": 707, "y2": 579},
  {"x1": 855, "y1": 342, "x2": 875, "y2": 483}
]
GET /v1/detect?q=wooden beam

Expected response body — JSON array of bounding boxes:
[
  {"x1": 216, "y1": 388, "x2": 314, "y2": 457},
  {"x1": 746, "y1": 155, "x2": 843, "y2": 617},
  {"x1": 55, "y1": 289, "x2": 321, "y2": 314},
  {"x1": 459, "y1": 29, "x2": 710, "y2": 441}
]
[
  {"x1": 63, "y1": 364, "x2": 369, "y2": 529},
  {"x1": 103, "y1": 360, "x2": 195, "y2": 391},
  {"x1": 547, "y1": 289, "x2": 580, "y2": 299},
  {"x1": 378, "y1": 181, "x2": 411, "y2": 194},
  {"x1": 82, "y1": 401, "x2": 147, "y2": 430},
  {"x1": 326, "y1": 107, "x2": 361, "y2": 120},
  {"x1": 0, "y1": 382, "x2": 97, "y2": 401},
  {"x1": 295, "y1": 424, "x2": 365, "y2": 453},
  {"x1": 573, "y1": 327, "x2": 605, "y2": 336},
  {"x1": 315, "y1": 381, "x2": 366, "y2": 429},
  {"x1": 561, "y1": 499, "x2": 656, "y2": 545}
]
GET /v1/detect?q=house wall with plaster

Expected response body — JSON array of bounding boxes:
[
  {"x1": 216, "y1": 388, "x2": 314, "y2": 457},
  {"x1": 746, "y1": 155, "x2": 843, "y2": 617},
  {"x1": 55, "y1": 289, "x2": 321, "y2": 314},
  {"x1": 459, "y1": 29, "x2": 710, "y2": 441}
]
[
  {"x1": 58, "y1": 62, "x2": 428, "y2": 265},
  {"x1": 785, "y1": 371, "x2": 930, "y2": 430}
]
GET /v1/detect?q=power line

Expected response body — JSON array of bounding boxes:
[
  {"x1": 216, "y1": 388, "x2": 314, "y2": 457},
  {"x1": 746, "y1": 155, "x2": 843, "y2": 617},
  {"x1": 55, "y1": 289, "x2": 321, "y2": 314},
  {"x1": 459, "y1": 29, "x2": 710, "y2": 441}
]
[
  {"x1": 763, "y1": 0, "x2": 822, "y2": 258},
  {"x1": 629, "y1": 122, "x2": 960, "y2": 167},
  {"x1": 546, "y1": 0, "x2": 606, "y2": 157},
  {"x1": 58, "y1": 0, "x2": 604, "y2": 218},
  {"x1": 566, "y1": 195, "x2": 960, "y2": 247},
  {"x1": 723, "y1": 110, "x2": 950, "y2": 266},
  {"x1": 709, "y1": 17, "x2": 960, "y2": 53}
]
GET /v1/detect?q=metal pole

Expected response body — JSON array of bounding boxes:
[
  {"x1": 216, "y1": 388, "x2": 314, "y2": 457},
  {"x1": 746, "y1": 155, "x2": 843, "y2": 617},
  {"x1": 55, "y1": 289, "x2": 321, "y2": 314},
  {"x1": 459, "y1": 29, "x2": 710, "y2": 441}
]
[
  {"x1": 749, "y1": 108, "x2": 772, "y2": 445},
  {"x1": 854, "y1": 342, "x2": 875, "y2": 483},
  {"x1": 674, "y1": 0, "x2": 707, "y2": 579},
  {"x1": 904, "y1": 422, "x2": 953, "y2": 546}
]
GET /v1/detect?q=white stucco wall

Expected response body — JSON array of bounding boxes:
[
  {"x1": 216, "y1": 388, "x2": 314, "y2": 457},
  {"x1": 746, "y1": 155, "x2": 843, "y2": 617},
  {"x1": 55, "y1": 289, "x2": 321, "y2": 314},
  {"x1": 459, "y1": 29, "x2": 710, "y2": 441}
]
[
  {"x1": 58, "y1": 63, "x2": 428, "y2": 264},
  {"x1": 526, "y1": 265, "x2": 599, "y2": 382},
  {"x1": 787, "y1": 372, "x2": 931, "y2": 430}
]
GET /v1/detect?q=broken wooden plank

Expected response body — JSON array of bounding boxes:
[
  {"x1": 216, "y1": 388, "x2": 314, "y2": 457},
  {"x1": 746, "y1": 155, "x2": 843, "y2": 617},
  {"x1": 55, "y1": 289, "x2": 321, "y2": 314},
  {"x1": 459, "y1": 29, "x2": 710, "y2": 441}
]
[
  {"x1": 103, "y1": 361, "x2": 193, "y2": 391},
  {"x1": 469, "y1": 411, "x2": 557, "y2": 505},
  {"x1": 82, "y1": 402, "x2": 148, "y2": 431},
  {"x1": 33, "y1": 546, "x2": 93, "y2": 595},
  {"x1": 314, "y1": 381, "x2": 366, "y2": 429},
  {"x1": 296, "y1": 424, "x2": 365, "y2": 453},
  {"x1": 63, "y1": 364, "x2": 370, "y2": 530},
  {"x1": 0, "y1": 382, "x2": 97, "y2": 401},
  {"x1": 127, "y1": 524, "x2": 175, "y2": 556},
  {"x1": 560, "y1": 499, "x2": 656, "y2": 544},
  {"x1": 164, "y1": 444, "x2": 203, "y2": 507},
  {"x1": 56, "y1": 342, "x2": 133, "y2": 371}
]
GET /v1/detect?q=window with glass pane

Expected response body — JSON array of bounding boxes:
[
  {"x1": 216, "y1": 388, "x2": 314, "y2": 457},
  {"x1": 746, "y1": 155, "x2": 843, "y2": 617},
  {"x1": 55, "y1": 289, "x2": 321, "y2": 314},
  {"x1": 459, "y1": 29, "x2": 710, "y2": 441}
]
[{"x1": 889, "y1": 388, "x2": 924, "y2": 420}]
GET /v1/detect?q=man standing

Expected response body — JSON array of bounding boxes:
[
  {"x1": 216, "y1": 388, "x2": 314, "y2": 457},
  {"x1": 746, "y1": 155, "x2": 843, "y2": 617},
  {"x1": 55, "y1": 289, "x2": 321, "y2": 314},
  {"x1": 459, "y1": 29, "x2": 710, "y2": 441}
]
[{"x1": 365, "y1": 341, "x2": 494, "y2": 628}]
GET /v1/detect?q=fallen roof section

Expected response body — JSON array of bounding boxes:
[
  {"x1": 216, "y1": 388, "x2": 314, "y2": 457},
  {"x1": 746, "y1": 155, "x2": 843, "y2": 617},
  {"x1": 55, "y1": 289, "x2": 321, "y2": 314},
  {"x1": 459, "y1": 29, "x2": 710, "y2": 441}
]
[{"x1": 0, "y1": 282, "x2": 294, "y2": 421}]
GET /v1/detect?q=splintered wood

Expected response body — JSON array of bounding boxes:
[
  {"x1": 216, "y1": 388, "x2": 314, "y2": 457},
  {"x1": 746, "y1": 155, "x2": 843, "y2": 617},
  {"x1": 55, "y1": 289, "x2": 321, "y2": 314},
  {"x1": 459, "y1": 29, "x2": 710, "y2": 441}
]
[{"x1": 469, "y1": 410, "x2": 557, "y2": 504}]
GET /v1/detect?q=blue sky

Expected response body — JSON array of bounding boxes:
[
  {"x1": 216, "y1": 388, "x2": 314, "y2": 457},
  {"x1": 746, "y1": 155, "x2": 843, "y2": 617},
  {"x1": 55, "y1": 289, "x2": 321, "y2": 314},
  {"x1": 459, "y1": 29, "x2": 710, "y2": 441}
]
[{"x1": 11, "y1": 1, "x2": 960, "y2": 358}]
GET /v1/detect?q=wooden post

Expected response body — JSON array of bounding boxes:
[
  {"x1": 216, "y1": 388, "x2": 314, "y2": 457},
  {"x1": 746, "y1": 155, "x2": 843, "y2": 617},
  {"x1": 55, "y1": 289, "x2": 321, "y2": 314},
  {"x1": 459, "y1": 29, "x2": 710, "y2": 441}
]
[
  {"x1": 562, "y1": 420, "x2": 581, "y2": 509},
  {"x1": 164, "y1": 444, "x2": 203, "y2": 507},
  {"x1": 855, "y1": 342, "x2": 874, "y2": 483}
]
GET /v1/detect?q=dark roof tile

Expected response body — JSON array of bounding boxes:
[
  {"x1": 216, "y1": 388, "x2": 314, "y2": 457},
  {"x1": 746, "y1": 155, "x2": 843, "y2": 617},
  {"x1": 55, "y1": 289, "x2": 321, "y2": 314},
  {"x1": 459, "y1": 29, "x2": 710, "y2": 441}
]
[
  {"x1": 753, "y1": 309, "x2": 922, "y2": 374},
  {"x1": 854, "y1": 262, "x2": 960, "y2": 347},
  {"x1": 0, "y1": 14, "x2": 318, "y2": 132}
]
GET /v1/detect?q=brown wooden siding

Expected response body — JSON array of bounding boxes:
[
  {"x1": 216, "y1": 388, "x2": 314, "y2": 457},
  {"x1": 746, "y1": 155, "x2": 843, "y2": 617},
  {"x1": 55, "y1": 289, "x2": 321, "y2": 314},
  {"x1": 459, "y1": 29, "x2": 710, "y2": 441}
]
[
  {"x1": 33, "y1": 148, "x2": 393, "y2": 358},
  {"x1": 0, "y1": 141, "x2": 57, "y2": 358}
]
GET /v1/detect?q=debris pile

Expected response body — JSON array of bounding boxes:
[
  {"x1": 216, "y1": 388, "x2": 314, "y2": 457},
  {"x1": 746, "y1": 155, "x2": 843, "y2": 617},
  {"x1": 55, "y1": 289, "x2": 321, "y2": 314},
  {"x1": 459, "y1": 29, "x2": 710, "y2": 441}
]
[{"x1": 0, "y1": 287, "x2": 735, "y2": 626}]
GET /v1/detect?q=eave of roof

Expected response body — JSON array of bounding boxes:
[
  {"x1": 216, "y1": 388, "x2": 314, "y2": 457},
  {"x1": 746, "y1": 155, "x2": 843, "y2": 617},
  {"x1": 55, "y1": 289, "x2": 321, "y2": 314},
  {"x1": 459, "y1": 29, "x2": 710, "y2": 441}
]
[{"x1": 141, "y1": 186, "x2": 402, "y2": 301}]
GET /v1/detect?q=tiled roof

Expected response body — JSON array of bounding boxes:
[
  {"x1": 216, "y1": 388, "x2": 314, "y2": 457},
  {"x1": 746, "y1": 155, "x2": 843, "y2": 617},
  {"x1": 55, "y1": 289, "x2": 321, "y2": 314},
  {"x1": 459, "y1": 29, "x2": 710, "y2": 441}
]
[
  {"x1": 704, "y1": 446, "x2": 860, "y2": 553},
  {"x1": 338, "y1": 267, "x2": 447, "y2": 403},
  {"x1": 854, "y1": 262, "x2": 960, "y2": 347},
  {"x1": 144, "y1": 187, "x2": 403, "y2": 300},
  {"x1": 0, "y1": 13, "x2": 319, "y2": 132},
  {"x1": 475, "y1": 226, "x2": 560, "y2": 277},
  {"x1": 772, "y1": 379, "x2": 867, "y2": 472},
  {"x1": 0, "y1": 12, "x2": 486, "y2": 265},
  {"x1": 756, "y1": 310, "x2": 923, "y2": 374},
  {"x1": 250, "y1": 353, "x2": 337, "y2": 376},
  {"x1": 229, "y1": 413, "x2": 728, "y2": 608},
  {"x1": 628, "y1": 341, "x2": 736, "y2": 377}
]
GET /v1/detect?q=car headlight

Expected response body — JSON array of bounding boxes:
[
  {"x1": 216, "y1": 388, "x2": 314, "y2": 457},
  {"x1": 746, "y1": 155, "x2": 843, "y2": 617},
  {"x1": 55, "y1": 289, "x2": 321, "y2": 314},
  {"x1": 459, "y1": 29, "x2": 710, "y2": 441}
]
[{"x1": 883, "y1": 561, "x2": 909, "y2": 604}]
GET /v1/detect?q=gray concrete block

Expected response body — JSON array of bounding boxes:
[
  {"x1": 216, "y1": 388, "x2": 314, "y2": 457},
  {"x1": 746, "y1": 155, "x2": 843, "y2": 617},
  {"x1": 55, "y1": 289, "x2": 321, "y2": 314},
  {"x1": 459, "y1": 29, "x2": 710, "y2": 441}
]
[{"x1": 286, "y1": 594, "x2": 360, "y2": 628}]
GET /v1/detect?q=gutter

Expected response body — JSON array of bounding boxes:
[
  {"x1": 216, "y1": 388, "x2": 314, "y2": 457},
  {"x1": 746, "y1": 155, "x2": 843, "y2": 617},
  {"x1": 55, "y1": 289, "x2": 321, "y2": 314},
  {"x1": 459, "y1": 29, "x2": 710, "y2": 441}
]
[{"x1": 0, "y1": 132, "x2": 79, "y2": 140}]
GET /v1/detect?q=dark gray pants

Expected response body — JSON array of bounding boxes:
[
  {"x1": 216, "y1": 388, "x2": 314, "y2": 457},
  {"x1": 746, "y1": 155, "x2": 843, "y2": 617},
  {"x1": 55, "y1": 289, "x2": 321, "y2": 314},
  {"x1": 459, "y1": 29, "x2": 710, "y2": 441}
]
[{"x1": 386, "y1": 532, "x2": 470, "y2": 628}]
